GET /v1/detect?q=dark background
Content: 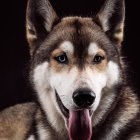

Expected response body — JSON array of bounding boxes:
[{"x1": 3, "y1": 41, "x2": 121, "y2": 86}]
[{"x1": 0, "y1": 0, "x2": 139, "y2": 110}]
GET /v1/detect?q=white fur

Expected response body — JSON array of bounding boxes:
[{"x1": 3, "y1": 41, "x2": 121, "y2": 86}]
[
  {"x1": 50, "y1": 67, "x2": 79, "y2": 110},
  {"x1": 88, "y1": 43, "x2": 99, "y2": 56},
  {"x1": 106, "y1": 61, "x2": 121, "y2": 88},
  {"x1": 27, "y1": 135, "x2": 35, "y2": 140},
  {"x1": 37, "y1": 124, "x2": 48, "y2": 140},
  {"x1": 49, "y1": 60, "x2": 120, "y2": 112},
  {"x1": 59, "y1": 41, "x2": 74, "y2": 54},
  {"x1": 33, "y1": 58, "x2": 121, "y2": 139},
  {"x1": 91, "y1": 61, "x2": 120, "y2": 123},
  {"x1": 33, "y1": 62, "x2": 67, "y2": 136},
  {"x1": 83, "y1": 67, "x2": 108, "y2": 111}
]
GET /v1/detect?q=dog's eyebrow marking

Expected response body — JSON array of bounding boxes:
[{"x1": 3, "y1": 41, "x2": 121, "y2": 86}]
[
  {"x1": 88, "y1": 43, "x2": 99, "y2": 55},
  {"x1": 59, "y1": 41, "x2": 74, "y2": 54}
]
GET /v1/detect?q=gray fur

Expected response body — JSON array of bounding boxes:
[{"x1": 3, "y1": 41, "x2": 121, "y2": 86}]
[{"x1": 0, "y1": 0, "x2": 140, "y2": 140}]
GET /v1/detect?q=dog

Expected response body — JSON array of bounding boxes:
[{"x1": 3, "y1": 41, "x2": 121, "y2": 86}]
[{"x1": 0, "y1": 0, "x2": 140, "y2": 139}]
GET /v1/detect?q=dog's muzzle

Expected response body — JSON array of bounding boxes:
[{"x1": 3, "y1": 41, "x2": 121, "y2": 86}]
[
  {"x1": 55, "y1": 89, "x2": 95, "y2": 140},
  {"x1": 73, "y1": 88, "x2": 96, "y2": 108},
  {"x1": 67, "y1": 88, "x2": 95, "y2": 140}
]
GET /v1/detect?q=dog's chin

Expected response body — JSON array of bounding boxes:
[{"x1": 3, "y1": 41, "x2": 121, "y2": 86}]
[{"x1": 55, "y1": 91, "x2": 93, "y2": 140}]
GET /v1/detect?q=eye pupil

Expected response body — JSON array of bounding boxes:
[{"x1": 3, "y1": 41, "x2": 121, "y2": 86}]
[
  {"x1": 93, "y1": 55, "x2": 103, "y2": 64},
  {"x1": 59, "y1": 56, "x2": 65, "y2": 62},
  {"x1": 55, "y1": 54, "x2": 68, "y2": 64}
]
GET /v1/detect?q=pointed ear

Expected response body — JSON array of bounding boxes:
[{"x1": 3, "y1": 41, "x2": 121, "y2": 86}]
[
  {"x1": 96, "y1": 0, "x2": 125, "y2": 47},
  {"x1": 26, "y1": 0, "x2": 59, "y2": 54}
]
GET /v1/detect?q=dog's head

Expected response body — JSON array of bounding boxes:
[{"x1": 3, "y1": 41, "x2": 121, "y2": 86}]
[{"x1": 26, "y1": 0, "x2": 125, "y2": 139}]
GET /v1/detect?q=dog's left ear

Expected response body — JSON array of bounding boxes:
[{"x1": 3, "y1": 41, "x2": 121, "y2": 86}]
[
  {"x1": 26, "y1": 0, "x2": 59, "y2": 54},
  {"x1": 96, "y1": 0, "x2": 125, "y2": 47}
]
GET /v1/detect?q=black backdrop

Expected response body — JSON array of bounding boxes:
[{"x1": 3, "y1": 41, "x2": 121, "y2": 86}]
[{"x1": 0, "y1": 0, "x2": 140, "y2": 110}]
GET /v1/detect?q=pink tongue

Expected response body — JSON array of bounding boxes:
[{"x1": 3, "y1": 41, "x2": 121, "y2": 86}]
[{"x1": 68, "y1": 109, "x2": 92, "y2": 140}]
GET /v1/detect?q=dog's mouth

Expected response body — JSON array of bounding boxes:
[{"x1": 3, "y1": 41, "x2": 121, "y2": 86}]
[
  {"x1": 55, "y1": 91, "x2": 69, "y2": 118},
  {"x1": 55, "y1": 91, "x2": 92, "y2": 140}
]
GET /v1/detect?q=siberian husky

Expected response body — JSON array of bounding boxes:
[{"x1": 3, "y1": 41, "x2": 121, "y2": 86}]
[{"x1": 0, "y1": 0, "x2": 140, "y2": 140}]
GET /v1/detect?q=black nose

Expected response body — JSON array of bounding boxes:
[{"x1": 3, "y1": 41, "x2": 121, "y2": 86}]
[{"x1": 73, "y1": 89, "x2": 96, "y2": 108}]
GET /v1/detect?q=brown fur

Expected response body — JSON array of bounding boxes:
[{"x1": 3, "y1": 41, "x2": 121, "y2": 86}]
[
  {"x1": 0, "y1": 103, "x2": 37, "y2": 140},
  {"x1": 50, "y1": 47, "x2": 108, "y2": 73},
  {"x1": 0, "y1": 0, "x2": 140, "y2": 139}
]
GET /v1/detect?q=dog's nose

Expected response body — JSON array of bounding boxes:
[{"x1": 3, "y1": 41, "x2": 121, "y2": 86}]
[{"x1": 73, "y1": 89, "x2": 96, "y2": 108}]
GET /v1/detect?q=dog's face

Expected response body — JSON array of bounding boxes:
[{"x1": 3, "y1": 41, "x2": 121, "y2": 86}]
[
  {"x1": 40, "y1": 17, "x2": 121, "y2": 111},
  {"x1": 26, "y1": 0, "x2": 125, "y2": 139}
]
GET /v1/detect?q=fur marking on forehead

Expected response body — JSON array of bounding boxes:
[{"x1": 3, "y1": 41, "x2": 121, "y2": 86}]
[
  {"x1": 59, "y1": 41, "x2": 74, "y2": 54},
  {"x1": 88, "y1": 43, "x2": 100, "y2": 55}
]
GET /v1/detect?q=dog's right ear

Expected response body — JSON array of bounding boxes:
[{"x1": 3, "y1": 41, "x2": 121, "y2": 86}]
[
  {"x1": 26, "y1": 0, "x2": 59, "y2": 54},
  {"x1": 95, "y1": 0, "x2": 125, "y2": 47}
]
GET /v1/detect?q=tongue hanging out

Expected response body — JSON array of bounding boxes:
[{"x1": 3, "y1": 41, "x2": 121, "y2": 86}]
[{"x1": 68, "y1": 109, "x2": 92, "y2": 140}]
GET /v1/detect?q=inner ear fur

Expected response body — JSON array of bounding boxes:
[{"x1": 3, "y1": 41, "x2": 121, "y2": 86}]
[
  {"x1": 96, "y1": 0, "x2": 125, "y2": 47},
  {"x1": 26, "y1": 0, "x2": 59, "y2": 54}
]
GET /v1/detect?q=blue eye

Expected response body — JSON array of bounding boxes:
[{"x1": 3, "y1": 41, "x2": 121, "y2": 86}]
[{"x1": 55, "y1": 54, "x2": 68, "y2": 64}]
